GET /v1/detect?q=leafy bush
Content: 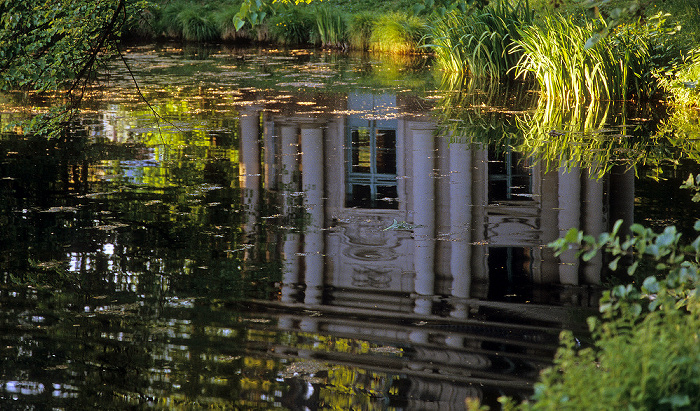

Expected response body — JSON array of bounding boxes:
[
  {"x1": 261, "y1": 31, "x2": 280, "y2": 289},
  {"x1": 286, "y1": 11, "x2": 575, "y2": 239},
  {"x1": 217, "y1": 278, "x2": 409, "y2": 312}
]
[
  {"x1": 656, "y1": 48, "x2": 700, "y2": 107},
  {"x1": 482, "y1": 177, "x2": 700, "y2": 410}
]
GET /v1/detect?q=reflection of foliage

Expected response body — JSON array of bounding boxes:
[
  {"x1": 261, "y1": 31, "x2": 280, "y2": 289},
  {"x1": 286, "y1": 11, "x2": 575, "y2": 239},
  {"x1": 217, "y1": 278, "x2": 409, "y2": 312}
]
[
  {"x1": 515, "y1": 99, "x2": 642, "y2": 178},
  {"x1": 9, "y1": 259, "x2": 82, "y2": 293},
  {"x1": 433, "y1": 77, "x2": 536, "y2": 153}
]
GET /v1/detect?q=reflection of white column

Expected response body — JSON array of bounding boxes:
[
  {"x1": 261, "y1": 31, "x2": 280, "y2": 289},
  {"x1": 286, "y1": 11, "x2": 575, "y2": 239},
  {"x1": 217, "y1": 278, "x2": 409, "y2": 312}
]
[
  {"x1": 301, "y1": 124, "x2": 325, "y2": 305},
  {"x1": 610, "y1": 165, "x2": 635, "y2": 235},
  {"x1": 263, "y1": 120, "x2": 277, "y2": 190},
  {"x1": 583, "y1": 170, "x2": 604, "y2": 284},
  {"x1": 411, "y1": 123, "x2": 436, "y2": 315},
  {"x1": 280, "y1": 124, "x2": 300, "y2": 303},
  {"x1": 281, "y1": 124, "x2": 299, "y2": 193},
  {"x1": 281, "y1": 232, "x2": 300, "y2": 303},
  {"x1": 239, "y1": 109, "x2": 261, "y2": 255},
  {"x1": 449, "y1": 140, "x2": 471, "y2": 320},
  {"x1": 471, "y1": 144, "x2": 489, "y2": 298},
  {"x1": 558, "y1": 165, "x2": 580, "y2": 285}
]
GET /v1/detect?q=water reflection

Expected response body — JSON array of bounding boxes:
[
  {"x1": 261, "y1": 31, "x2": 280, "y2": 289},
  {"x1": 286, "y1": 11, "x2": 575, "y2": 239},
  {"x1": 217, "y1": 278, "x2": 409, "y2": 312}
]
[{"x1": 0, "y1": 47, "x2": 674, "y2": 409}]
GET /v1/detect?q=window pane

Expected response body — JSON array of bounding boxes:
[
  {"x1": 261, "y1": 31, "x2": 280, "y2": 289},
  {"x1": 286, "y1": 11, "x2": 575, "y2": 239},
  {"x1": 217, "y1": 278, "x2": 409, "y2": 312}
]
[
  {"x1": 346, "y1": 184, "x2": 372, "y2": 208},
  {"x1": 351, "y1": 128, "x2": 371, "y2": 173},
  {"x1": 376, "y1": 185, "x2": 398, "y2": 209},
  {"x1": 376, "y1": 129, "x2": 396, "y2": 174}
]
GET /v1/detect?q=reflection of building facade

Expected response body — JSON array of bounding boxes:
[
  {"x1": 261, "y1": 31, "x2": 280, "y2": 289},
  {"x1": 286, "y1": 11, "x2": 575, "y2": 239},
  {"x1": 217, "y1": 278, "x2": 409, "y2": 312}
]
[{"x1": 238, "y1": 92, "x2": 634, "y2": 402}]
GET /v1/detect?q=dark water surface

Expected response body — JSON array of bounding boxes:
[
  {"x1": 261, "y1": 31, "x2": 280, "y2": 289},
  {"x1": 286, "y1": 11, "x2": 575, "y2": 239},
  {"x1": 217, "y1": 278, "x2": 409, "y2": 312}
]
[{"x1": 1, "y1": 45, "x2": 700, "y2": 410}]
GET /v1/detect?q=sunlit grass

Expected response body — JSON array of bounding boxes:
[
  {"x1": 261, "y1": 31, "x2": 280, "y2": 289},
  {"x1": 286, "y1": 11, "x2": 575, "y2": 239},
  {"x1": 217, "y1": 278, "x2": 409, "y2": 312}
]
[{"x1": 267, "y1": 6, "x2": 315, "y2": 45}]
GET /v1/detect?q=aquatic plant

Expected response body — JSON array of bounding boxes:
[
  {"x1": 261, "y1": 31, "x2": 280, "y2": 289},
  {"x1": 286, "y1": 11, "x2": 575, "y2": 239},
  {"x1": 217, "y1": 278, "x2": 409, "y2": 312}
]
[
  {"x1": 369, "y1": 13, "x2": 427, "y2": 54},
  {"x1": 425, "y1": 0, "x2": 534, "y2": 78}
]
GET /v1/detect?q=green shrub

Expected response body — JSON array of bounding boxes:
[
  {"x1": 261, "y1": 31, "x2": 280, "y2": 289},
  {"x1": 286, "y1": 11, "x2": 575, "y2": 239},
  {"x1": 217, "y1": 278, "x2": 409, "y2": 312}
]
[
  {"x1": 498, "y1": 300, "x2": 700, "y2": 410},
  {"x1": 474, "y1": 176, "x2": 700, "y2": 410},
  {"x1": 370, "y1": 12, "x2": 426, "y2": 54}
]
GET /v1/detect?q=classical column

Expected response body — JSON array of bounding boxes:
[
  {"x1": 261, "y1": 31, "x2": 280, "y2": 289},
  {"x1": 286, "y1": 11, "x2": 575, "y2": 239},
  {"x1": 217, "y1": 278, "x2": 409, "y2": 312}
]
[
  {"x1": 410, "y1": 122, "x2": 436, "y2": 316},
  {"x1": 301, "y1": 123, "x2": 325, "y2": 305}
]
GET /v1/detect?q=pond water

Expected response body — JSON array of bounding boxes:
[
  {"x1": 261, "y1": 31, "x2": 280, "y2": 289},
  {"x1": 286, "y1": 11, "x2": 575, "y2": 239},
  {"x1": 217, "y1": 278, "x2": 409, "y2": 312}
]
[{"x1": 1, "y1": 44, "x2": 700, "y2": 410}]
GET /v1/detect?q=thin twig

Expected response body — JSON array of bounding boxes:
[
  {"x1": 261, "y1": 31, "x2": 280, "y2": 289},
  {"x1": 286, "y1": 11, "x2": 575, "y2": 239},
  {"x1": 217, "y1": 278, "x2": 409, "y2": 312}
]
[{"x1": 113, "y1": 39, "x2": 185, "y2": 145}]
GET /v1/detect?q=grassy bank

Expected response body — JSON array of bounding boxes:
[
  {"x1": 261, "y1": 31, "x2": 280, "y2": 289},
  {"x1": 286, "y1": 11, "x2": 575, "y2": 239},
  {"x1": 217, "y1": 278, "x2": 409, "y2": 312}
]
[{"x1": 123, "y1": 0, "x2": 700, "y2": 105}]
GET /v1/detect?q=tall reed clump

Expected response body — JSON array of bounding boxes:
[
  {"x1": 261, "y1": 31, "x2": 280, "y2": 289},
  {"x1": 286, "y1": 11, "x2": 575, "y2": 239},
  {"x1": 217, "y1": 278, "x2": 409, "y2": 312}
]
[
  {"x1": 267, "y1": 6, "x2": 315, "y2": 45},
  {"x1": 514, "y1": 15, "x2": 663, "y2": 103},
  {"x1": 313, "y1": 5, "x2": 348, "y2": 48},
  {"x1": 179, "y1": 6, "x2": 220, "y2": 42},
  {"x1": 347, "y1": 12, "x2": 375, "y2": 50},
  {"x1": 154, "y1": 0, "x2": 224, "y2": 42},
  {"x1": 370, "y1": 13, "x2": 426, "y2": 54},
  {"x1": 426, "y1": 0, "x2": 534, "y2": 78}
]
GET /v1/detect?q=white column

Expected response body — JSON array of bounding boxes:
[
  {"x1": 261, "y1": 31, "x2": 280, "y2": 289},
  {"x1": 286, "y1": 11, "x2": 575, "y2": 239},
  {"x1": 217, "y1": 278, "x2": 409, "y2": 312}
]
[
  {"x1": 411, "y1": 122, "x2": 436, "y2": 315},
  {"x1": 301, "y1": 124, "x2": 325, "y2": 305}
]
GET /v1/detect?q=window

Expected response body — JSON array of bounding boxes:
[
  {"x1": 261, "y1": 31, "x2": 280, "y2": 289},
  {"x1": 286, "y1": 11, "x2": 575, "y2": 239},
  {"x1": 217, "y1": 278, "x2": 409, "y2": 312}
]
[
  {"x1": 488, "y1": 147, "x2": 532, "y2": 202},
  {"x1": 346, "y1": 125, "x2": 398, "y2": 209}
]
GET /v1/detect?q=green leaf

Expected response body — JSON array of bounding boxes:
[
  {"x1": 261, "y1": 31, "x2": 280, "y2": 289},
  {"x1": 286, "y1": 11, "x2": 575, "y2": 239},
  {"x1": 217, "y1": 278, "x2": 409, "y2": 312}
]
[
  {"x1": 234, "y1": 17, "x2": 245, "y2": 31},
  {"x1": 630, "y1": 303, "x2": 642, "y2": 317},
  {"x1": 642, "y1": 276, "x2": 660, "y2": 293},
  {"x1": 608, "y1": 256, "x2": 620, "y2": 271},
  {"x1": 564, "y1": 227, "x2": 581, "y2": 243},
  {"x1": 582, "y1": 248, "x2": 599, "y2": 262}
]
